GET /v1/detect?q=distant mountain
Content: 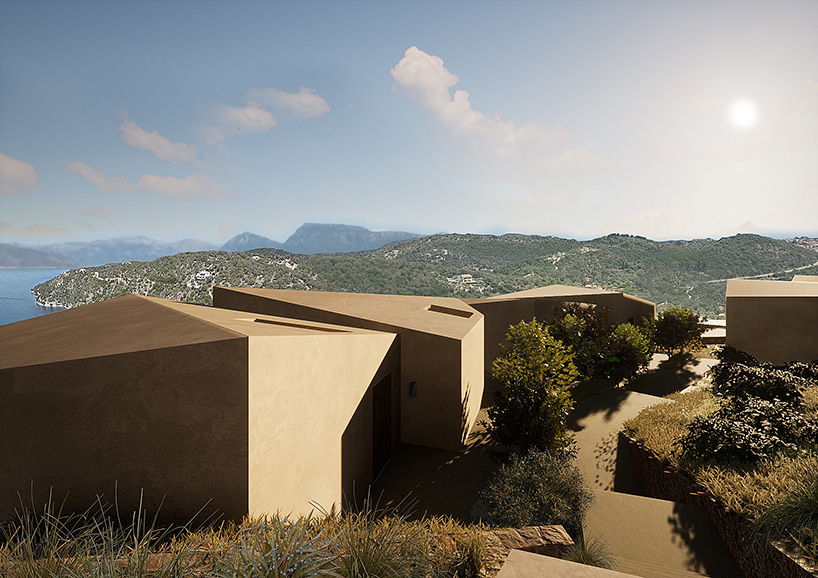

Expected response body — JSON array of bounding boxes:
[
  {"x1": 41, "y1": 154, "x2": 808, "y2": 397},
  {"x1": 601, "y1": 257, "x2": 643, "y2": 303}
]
[
  {"x1": 220, "y1": 232, "x2": 282, "y2": 252},
  {"x1": 32, "y1": 232, "x2": 818, "y2": 317},
  {"x1": 0, "y1": 244, "x2": 81, "y2": 268},
  {"x1": 35, "y1": 237, "x2": 218, "y2": 267},
  {"x1": 281, "y1": 223, "x2": 422, "y2": 254}
]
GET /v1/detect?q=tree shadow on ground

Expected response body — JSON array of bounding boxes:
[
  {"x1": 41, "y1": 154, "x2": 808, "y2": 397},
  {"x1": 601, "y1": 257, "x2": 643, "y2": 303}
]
[{"x1": 568, "y1": 387, "x2": 634, "y2": 431}]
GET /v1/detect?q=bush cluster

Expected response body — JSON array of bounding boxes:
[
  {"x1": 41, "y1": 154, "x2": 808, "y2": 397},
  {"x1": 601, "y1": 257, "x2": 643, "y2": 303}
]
[
  {"x1": 679, "y1": 397, "x2": 818, "y2": 463},
  {"x1": 709, "y1": 363, "x2": 808, "y2": 404},
  {"x1": 487, "y1": 319, "x2": 578, "y2": 456},
  {"x1": 676, "y1": 352, "x2": 818, "y2": 464},
  {"x1": 645, "y1": 306, "x2": 705, "y2": 355},
  {"x1": 547, "y1": 303, "x2": 651, "y2": 383},
  {"x1": 471, "y1": 450, "x2": 593, "y2": 539}
]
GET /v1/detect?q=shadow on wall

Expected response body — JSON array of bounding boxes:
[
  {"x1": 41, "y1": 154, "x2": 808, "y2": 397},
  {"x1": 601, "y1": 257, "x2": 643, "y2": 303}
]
[
  {"x1": 340, "y1": 342, "x2": 400, "y2": 511},
  {"x1": 666, "y1": 501, "x2": 745, "y2": 578}
]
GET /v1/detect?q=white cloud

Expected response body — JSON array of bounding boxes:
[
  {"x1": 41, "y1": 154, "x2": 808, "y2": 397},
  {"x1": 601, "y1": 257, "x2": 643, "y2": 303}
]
[
  {"x1": 0, "y1": 152, "x2": 39, "y2": 197},
  {"x1": 390, "y1": 47, "x2": 613, "y2": 192},
  {"x1": 0, "y1": 222, "x2": 68, "y2": 237},
  {"x1": 246, "y1": 86, "x2": 330, "y2": 121},
  {"x1": 64, "y1": 160, "x2": 225, "y2": 201},
  {"x1": 64, "y1": 160, "x2": 132, "y2": 194},
  {"x1": 391, "y1": 47, "x2": 574, "y2": 159},
  {"x1": 117, "y1": 110, "x2": 200, "y2": 165},
  {"x1": 202, "y1": 101, "x2": 277, "y2": 144}
]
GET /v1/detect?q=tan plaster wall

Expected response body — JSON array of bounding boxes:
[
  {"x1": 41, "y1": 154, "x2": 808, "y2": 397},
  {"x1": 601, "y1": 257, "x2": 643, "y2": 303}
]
[
  {"x1": 214, "y1": 289, "x2": 481, "y2": 452},
  {"x1": 399, "y1": 331, "x2": 466, "y2": 450},
  {"x1": 460, "y1": 318, "x2": 485, "y2": 444},
  {"x1": 246, "y1": 332, "x2": 399, "y2": 516},
  {"x1": 466, "y1": 299, "x2": 537, "y2": 373},
  {"x1": 468, "y1": 294, "x2": 655, "y2": 376},
  {"x1": 726, "y1": 295, "x2": 818, "y2": 364},
  {"x1": 0, "y1": 339, "x2": 249, "y2": 523}
]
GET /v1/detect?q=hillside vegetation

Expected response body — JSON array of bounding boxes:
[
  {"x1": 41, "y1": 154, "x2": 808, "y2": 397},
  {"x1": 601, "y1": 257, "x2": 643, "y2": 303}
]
[{"x1": 33, "y1": 233, "x2": 818, "y2": 317}]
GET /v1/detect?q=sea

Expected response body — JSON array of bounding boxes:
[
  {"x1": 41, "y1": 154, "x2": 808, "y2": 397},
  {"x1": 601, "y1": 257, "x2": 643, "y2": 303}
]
[{"x1": 0, "y1": 269, "x2": 66, "y2": 326}]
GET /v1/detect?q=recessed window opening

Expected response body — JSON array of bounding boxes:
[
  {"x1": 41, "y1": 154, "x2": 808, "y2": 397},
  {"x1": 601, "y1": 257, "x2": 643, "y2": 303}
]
[
  {"x1": 427, "y1": 304, "x2": 473, "y2": 318},
  {"x1": 253, "y1": 318, "x2": 347, "y2": 333}
]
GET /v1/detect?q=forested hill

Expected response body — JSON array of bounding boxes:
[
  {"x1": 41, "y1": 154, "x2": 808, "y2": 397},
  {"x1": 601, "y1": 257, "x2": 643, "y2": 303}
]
[{"x1": 32, "y1": 233, "x2": 818, "y2": 318}]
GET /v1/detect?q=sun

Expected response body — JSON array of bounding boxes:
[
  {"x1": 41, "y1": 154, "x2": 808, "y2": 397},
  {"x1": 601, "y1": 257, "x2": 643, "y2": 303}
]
[{"x1": 728, "y1": 99, "x2": 758, "y2": 129}]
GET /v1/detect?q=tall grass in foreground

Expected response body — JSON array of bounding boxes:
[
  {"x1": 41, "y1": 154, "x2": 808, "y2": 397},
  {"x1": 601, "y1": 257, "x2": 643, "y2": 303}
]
[
  {"x1": 1, "y1": 496, "x2": 487, "y2": 578},
  {"x1": 0, "y1": 492, "x2": 213, "y2": 578}
]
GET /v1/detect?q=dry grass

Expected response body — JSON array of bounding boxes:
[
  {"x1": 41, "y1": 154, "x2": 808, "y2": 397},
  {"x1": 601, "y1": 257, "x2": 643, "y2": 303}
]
[
  {"x1": 0, "y1": 500, "x2": 489, "y2": 578},
  {"x1": 622, "y1": 387, "x2": 721, "y2": 467},
  {"x1": 623, "y1": 381, "x2": 818, "y2": 568}
]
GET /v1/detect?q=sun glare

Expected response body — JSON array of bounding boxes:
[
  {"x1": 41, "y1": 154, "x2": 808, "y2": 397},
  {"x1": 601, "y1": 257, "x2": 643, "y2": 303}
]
[{"x1": 728, "y1": 99, "x2": 758, "y2": 129}]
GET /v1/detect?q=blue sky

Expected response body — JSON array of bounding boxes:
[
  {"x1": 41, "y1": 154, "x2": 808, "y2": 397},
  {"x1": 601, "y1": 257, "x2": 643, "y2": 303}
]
[{"x1": 1, "y1": 0, "x2": 816, "y2": 244}]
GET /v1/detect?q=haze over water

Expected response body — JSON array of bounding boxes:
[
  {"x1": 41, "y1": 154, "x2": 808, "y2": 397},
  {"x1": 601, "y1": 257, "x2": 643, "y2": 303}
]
[{"x1": 0, "y1": 269, "x2": 65, "y2": 325}]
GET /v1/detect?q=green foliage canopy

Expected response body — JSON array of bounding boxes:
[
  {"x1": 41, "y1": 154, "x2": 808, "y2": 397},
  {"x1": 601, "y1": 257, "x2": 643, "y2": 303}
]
[
  {"x1": 647, "y1": 306, "x2": 705, "y2": 355},
  {"x1": 487, "y1": 319, "x2": 578, "y2": 455},
  {"x1": 471, "y1": 449, "x2": 593, "y2": 538}
]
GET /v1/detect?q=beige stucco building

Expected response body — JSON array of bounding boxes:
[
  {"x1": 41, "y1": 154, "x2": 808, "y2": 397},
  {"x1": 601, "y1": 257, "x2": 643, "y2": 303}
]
[
  {"x1": 726, "y1": 278, "x2": 818, "y2": 364},
  {"x1": 2, "y1": 282, "x2": 657, "y2": 524},
  {"x1": 0, "y1": 294, "x2": 400, "y2": 522},
  {"x1": 213, "y1": 287, "x2": 484, "y2": 452}
]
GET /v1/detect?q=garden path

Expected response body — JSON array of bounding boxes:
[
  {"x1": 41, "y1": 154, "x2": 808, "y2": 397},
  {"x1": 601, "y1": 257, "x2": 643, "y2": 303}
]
[{"x1": 568, "y1": 355, "x2": 745, "y2": 578}]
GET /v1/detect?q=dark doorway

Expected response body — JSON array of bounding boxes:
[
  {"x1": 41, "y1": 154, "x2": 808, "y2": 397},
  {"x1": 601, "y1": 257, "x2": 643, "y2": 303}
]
[{"x1": 372, "y1": 374, "x2": 392, "y2": 481}]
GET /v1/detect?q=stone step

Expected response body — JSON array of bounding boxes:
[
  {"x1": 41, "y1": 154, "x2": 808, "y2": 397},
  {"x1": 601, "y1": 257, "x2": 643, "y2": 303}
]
[{"x1": 585, "y1": 490, "x2": 745, "y2": 578}]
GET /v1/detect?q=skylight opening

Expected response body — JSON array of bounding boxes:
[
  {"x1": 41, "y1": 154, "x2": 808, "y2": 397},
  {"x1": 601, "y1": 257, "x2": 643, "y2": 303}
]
[
  {"x1": 427, "y1": 304, "x2": 473, "y2": 318},
  {"x1": 252, "y1": 318, "x2": 347, "y2": 333}
]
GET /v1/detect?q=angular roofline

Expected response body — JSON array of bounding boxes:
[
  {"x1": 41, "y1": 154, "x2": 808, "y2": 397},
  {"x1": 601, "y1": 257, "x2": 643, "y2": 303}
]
[
  {"x1": 213, "y1": 287, "x2": 482, "y2": 340},
  {"x1": 727, "y1": 279, "x2": 818, "y2": 298}
]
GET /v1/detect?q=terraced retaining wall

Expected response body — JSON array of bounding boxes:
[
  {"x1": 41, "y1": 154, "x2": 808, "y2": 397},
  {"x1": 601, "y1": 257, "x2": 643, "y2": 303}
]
[{"x1": 620, "y1": 432, "x2": 815, "y2": 578}]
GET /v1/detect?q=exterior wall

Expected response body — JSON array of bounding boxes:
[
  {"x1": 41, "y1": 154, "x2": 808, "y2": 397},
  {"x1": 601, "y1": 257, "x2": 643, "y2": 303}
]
[
  {"x1": 247, "y1": 333, "x2": 400, "y2": 516},
  {"x1": 399, "y1": 331, "x2": 466, "y2": 450},
  {"x1": 466, "y1": 298, "x2": 537, "y2": 373},
  {"x1": 460, "y1": 318, "x2": 485, "y2": 444},
  {"x1": 726, "y1": 295, "x2": 818, "y2": 364},
  {"x1": 214, "y1": 289, "x2": 482, "y2": 452},
  {"x1": 0, "y1": 339, "x2": 250, "y2": 523},
  {"x1": 468, "y1": 293, "x2": 655, "y2": 378}
]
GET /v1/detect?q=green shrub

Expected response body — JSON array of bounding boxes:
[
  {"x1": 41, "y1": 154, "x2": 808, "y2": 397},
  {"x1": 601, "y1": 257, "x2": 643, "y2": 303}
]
[
  {"x1": 471, "y1": 450, "x2": 593, "y2": 538},
  {"x1": 548, "y1": 305, "x2": 650, "y2": 383},
  {"x1": 602, "y1": 323, "x2": 651, "y2": 382},
  {"x1": 548, "y1": 304, "x2": 610, "y2": 378},
  {"x1": 779, "y1": 361, "x2": 818, "y2": 381},
  {"x1": 647, "y1": 306, "x2": 705, "y2": 355},
  {"x1": 710, "y1": 363, "x2": 807, "y2": 404},
  {"x1": 488, "y1": 319, "x2": 578, "y2": 455},
  {"x1": 676, "y1": 396, "x2": 818, "y2": 463},
  {"x1": 715, "y1": 345, "x2": 759, "y2": 366}
]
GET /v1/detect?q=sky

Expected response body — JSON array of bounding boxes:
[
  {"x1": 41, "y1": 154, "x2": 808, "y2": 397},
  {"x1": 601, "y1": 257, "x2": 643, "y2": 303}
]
[{"x1": 1, "y1": 0, "x2": 816, "y2": 245}]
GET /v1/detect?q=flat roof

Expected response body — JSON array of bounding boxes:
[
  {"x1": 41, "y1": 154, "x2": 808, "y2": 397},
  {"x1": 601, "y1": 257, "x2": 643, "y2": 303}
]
[
  {"x1": 726, "y1": 279, "x2": 818, "y2": 298},
  {"x1": 214, "y1": 287, "x2": 482, "y2": 340},
  {"x1": 792, "y1": 275, "x2": 818, "y2": 283},
  {"x1": 484, "y1": 284, "x2": 617, "y2": 300},
  {"x1": 0, "y1": 294, "x2": 392, "y2": 369}
]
